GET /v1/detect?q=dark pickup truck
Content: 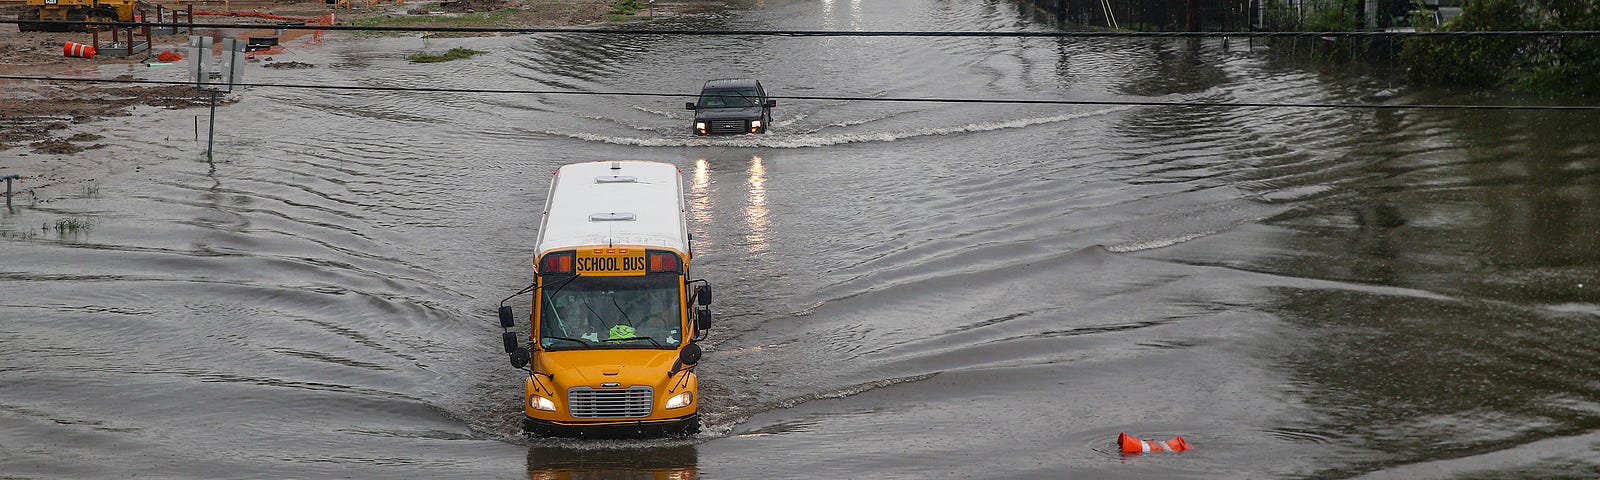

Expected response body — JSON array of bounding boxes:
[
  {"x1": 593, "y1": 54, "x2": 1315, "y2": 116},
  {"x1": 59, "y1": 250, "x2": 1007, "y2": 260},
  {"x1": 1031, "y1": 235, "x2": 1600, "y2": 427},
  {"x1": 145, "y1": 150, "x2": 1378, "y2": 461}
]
[{"x1": 686, "y1": 78, "x2": 776, "y2": 135}]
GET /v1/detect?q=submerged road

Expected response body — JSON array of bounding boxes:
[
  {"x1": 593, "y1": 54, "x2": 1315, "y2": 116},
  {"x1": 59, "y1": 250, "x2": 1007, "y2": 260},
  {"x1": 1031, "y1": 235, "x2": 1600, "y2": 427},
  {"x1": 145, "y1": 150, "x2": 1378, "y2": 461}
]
[{"x1": 3, "y1": 0, "x2": 1598, "y2": 478}]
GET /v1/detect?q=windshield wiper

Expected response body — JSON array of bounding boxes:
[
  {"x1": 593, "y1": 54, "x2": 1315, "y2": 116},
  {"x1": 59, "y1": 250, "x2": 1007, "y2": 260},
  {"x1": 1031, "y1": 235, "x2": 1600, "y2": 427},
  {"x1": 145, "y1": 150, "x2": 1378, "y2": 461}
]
[
  {"x1": 602, "y1": 336, "x2": 663, "y2": 348},
  {"x1": 543, "y1": 273, "x2": 581, "y2": 296},
  {"x1": 544, "y1": 336, "x2": 591, "y2": 347},
  {"x1": 609, "y1": 296, "x2": 636, "y2": 327}
]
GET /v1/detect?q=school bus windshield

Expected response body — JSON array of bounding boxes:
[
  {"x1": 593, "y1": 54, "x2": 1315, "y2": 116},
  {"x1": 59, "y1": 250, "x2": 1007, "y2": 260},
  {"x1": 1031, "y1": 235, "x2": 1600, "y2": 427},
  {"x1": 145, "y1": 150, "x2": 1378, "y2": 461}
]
[{"x1": 539, "y1": 275, "x2": 682, "y2": 351}]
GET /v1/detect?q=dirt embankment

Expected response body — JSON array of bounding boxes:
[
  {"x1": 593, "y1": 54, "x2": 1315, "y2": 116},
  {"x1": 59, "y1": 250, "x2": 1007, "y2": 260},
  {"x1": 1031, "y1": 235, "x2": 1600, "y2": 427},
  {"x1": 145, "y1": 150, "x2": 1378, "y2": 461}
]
[
  {"x1": 1, "y1": 0, "x2": 714, "y2": 153},
  {"x1": 1, "y1": 0, "x2": 716, "y2": 203},
  {"x1": 0, "y1": 4, "x2": 234, "y2": 154},
  {"x1": 1, "y1": 80, "x2": 225, "y2": 151}
]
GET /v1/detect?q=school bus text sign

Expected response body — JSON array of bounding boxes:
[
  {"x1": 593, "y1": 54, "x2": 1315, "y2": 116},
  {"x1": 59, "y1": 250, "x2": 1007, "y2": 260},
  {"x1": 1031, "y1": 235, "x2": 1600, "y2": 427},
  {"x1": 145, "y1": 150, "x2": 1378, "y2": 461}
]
[{"x1": 575, "y1": 248, "x2": 647, "y2": 276}]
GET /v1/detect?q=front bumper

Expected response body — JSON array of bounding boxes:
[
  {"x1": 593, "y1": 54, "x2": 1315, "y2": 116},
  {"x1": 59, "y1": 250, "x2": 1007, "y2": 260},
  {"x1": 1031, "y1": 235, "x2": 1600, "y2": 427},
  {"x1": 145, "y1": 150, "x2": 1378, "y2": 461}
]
[
  {"x1": 695, "y1": 118, "x2": 766, "y2": 135},
  {"x1": 523, "y1": 413, "x2": 700, "y2": 438}
]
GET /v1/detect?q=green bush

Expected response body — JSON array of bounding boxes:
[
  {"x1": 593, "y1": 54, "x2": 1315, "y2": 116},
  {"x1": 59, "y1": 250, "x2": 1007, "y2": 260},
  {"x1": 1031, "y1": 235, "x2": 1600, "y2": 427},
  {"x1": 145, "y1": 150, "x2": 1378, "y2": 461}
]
[
  {"x1": 49, "y1": 217, "x2": 94, "y2": 233},
  {"x1": 1302, "y1": 0, "x2": 1361, "y2": 31},
  {"x1": 1259, "y1": 0, "x2": 1361, "y2": 31},
  {"x1": 610, "y1": 0, "x2": 641, "y2": 15},
  {"x1": 408, "y1": 47, "x2": 486, "y2": 63},
  {"x1": 1400, "y1": 0, "x2": 1600, "y2": 95},
  {"x1": 1261, "y1": 0, "x2": 1302, "y2": 31}
]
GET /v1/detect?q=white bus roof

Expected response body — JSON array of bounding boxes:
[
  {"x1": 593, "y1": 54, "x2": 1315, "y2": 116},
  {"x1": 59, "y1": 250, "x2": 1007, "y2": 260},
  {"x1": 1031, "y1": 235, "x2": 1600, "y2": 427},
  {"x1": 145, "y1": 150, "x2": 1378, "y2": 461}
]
[{"x1": 535, "y1": 160, "x2": 689, "y2": 256}]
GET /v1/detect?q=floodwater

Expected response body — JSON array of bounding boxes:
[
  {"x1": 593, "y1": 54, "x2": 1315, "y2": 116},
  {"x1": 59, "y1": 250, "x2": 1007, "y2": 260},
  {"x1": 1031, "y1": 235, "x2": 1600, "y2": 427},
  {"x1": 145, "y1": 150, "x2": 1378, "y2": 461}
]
[{"x1": 4, "y1": 0, "x2": 1599, "y2": 478}]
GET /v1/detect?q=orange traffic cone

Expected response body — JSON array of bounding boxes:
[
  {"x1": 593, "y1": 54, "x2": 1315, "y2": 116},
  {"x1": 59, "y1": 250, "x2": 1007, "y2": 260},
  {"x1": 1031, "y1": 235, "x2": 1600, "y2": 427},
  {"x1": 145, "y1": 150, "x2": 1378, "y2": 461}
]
[
  {"x1": 63, "y1": 41, "x2": 97, "y2": 59},
  {"x1": 1118, "y1": 432, "x2": 1191, "y2": 454}
]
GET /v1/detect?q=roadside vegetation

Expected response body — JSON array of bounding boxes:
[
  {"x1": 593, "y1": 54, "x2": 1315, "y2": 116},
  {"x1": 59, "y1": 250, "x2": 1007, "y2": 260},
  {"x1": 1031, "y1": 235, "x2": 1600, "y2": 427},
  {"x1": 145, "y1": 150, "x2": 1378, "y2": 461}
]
[
  {"x1": 344, "y1": 0, "x2": 650, "y2": 29},
  {"x1": 407, "y1": 47, "x2": 487, "y2": 62},
  {"x1": 48, "y1": 217, "x2": 95, "y2": 234},
  {"x1": 342, "y1": 0, "x2": 621, "y2": 32},
  {"x1": 1400, "y1": 0, "x2": 1600, "y2": 96},
  {"x1": 351, "y1": 7, "x2": 520, "y2": 27},
  {"x1": 607, "y1": 0, "x2": 652, "y2": 22},
  {"x1": 1256, "y1": 0, "x2": 1600, "y2": 96},
  {"x1": 1261, "y1": 0, "x2": 1362, "y2": 31}
]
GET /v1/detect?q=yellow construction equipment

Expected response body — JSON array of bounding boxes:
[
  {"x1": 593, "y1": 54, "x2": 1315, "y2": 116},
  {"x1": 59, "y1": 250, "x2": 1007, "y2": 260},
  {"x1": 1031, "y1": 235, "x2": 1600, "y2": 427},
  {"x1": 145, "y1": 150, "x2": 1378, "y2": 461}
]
[{"x1": 16, "y1": 0, "x2": 144, "y2": 32}]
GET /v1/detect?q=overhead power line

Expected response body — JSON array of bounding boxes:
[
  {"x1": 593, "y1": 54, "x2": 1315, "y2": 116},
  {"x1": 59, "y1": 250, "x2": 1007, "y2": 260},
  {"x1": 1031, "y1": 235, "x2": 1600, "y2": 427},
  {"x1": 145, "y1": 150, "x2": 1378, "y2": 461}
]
[
  {"x1": 2, "y1": 19, "x2": 1600, "y2": 37},
  {"x1": 4, "y1": 75, "x2": 1598, "y2": 111}
]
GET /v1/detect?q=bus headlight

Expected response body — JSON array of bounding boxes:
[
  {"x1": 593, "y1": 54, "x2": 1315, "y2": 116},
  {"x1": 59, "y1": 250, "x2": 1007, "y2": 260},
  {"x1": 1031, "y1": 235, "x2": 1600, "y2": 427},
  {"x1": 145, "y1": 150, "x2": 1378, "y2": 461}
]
[
  {"x1": 664, "y1": 392, "x2": 693, "y2": 409},
  {"x1": 528, "y1": 395, "x2": 556, "y2": 411}
]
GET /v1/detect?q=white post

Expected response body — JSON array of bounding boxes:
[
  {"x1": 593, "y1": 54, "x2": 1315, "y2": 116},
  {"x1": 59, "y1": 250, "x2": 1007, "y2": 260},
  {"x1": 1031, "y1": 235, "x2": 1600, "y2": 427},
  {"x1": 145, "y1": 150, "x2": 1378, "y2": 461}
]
[{"x1": 197, "y1": 38, "x2": 245, "y2": 161}]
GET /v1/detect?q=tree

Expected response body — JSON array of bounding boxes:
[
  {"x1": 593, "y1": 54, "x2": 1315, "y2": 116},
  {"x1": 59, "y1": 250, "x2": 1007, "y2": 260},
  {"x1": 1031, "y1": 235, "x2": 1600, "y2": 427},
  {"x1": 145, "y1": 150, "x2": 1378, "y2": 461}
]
[{"x1": 1401, "y1": 0, "x2": 1600, "y2": 96}]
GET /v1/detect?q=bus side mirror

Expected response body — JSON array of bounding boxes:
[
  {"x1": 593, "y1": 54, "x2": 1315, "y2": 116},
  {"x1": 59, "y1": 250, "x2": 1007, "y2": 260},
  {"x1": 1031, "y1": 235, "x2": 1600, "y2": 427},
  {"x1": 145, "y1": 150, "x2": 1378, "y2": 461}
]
[
  {"x1": 696, "y1": 308, "x2": 712, "y2": 330},
  {"x1": 670, "y1": 343, "x2": 702, "y2": 376},
  {"x1": 679, "y1": 343, "x2": 702, "y2": 367},
  {"x1": 693, "y1": 307, "x2": 711, "y2": 340},
  {"x1": 685, "y1": 102, "x2": 696, "y2": 110},
  {"x1": 510, "y1": 348, "x2": 529, "y2": 369},
  {"x1": 498, "y1": 305, "x2": 515, "y2": 328},
  {"x1": 695, "y1": 285, "x2": 711, "y2": 306},
  {"x1": 502, "y1": 331, "x2": 519, "y2": 354}
]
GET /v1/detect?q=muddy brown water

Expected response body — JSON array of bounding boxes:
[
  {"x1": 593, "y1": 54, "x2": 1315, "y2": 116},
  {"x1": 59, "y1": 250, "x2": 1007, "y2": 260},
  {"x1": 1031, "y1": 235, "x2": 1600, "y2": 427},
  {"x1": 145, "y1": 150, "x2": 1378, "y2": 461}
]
[{"x1": 3, "y1": 0, "x2": 1599, "y2": 478}]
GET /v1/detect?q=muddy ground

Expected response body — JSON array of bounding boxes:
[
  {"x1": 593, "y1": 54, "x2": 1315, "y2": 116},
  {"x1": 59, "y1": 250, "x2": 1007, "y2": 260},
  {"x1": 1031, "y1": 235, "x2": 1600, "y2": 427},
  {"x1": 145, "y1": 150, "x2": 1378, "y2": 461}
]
[
  {"x1": 1, "y1": 0, "x2": 713, "y2": 203},
  {"x1": 0, "y1": 80, "x2": 222, "y2": 150},
  {"x1": 0, "y1": 24, "x2": 208, "y2": 150},
  {"x1": 0, "y1": 0, "x2": 615, "y2": 153},
  {"x1": 1, "y1": 15, "x2": 225, "y2": 204}
]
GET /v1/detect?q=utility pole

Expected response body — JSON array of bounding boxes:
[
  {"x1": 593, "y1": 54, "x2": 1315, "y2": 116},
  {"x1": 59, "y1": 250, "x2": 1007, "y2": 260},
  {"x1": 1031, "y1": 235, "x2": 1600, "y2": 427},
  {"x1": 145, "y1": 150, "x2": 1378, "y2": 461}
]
[{"x1": 1186, "y1": 0, "x2": 1199, "y2": 32}]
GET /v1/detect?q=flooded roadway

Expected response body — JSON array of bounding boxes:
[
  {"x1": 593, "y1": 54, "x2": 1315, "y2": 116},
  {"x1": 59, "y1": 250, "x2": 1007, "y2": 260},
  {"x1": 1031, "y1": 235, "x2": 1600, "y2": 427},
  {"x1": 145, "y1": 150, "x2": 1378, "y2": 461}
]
[{"x1": 4, "y1": 0, "x2": 1600, "y2": 478}]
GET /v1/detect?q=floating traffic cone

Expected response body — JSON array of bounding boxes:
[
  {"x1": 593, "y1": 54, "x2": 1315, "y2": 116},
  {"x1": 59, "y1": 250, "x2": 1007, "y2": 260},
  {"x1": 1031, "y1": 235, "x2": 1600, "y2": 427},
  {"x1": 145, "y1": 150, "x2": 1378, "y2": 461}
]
[
  {"x1": 63, "y1": 41, "x2": 96, "y2": 59},
  {"x1": 1117, "y1": 432, "x2": 1191, "y2": 454}
]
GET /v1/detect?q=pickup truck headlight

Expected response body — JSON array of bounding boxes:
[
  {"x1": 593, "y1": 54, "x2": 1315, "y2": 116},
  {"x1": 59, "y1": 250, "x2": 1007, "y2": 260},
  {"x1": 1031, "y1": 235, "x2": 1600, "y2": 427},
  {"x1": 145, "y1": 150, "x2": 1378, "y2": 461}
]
[
  {"x1": 528, "y1": 395, "x2": 556, "y2": 411},
  {"x1": 695, "y1": 122, "x2": 706, "y2": 130},
  {"x1": 664, "y1": 392, "x2": 693, "y2": 409},
  {"x1": 750, "y1": 120, "x2": 762, "y2": 129}
]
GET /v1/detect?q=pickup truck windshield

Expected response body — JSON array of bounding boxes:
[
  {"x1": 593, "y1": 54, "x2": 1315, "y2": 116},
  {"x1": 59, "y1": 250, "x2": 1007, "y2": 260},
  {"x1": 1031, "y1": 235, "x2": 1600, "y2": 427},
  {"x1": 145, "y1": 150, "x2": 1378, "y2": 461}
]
[
  {"x1": 539, "y1": 275, "x2": 682, "y2": 350},
  {"x1": 697, "y1": 88, "x2": 761, "y2": 108}
]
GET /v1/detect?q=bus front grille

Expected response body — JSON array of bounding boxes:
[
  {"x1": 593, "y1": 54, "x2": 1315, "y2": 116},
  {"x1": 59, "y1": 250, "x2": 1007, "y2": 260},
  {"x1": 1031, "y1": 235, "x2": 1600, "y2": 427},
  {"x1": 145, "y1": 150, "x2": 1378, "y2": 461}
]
[{"x1": 568, "y1": 386, "x2": 653, "y2": 418}]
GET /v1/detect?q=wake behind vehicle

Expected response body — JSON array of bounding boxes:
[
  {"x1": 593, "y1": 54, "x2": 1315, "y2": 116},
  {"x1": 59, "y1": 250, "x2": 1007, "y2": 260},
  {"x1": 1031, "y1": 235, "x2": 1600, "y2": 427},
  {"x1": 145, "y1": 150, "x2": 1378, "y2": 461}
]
[
  {"x1": 497, "y1": 160, "x2": 713, "y2": 438},
  {"x1": 686, "y1": 78, "x2": 776, "y2": 135}
]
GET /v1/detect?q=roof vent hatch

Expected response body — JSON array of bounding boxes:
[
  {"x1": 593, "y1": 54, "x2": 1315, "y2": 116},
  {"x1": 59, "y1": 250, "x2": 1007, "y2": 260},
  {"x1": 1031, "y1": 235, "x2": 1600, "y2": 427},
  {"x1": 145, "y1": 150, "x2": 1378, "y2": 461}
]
[{"x1": 590, "y1": 212, "x2": 636, "y2": 222}]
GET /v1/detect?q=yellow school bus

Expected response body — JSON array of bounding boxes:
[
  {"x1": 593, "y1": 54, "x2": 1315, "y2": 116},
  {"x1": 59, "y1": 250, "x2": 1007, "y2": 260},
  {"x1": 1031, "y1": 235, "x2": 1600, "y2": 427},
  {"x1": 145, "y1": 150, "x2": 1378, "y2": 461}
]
[{"x1": 498, "y1": 160, "x2": 712, "y2": 437}]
